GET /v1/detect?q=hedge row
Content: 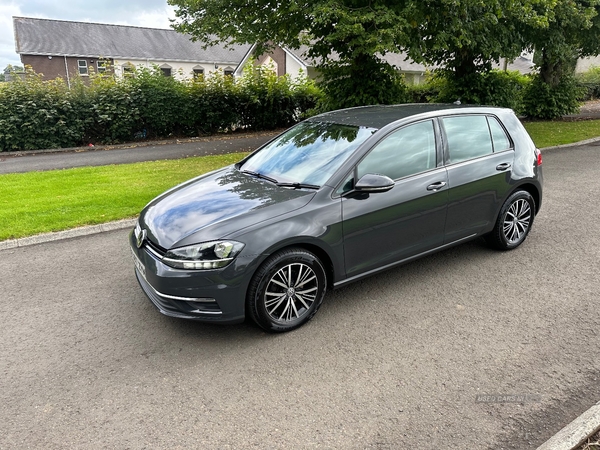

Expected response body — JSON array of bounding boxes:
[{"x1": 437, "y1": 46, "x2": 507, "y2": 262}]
[{"x1": 0, "y1": 65, "x2": 322, "y2": 152}]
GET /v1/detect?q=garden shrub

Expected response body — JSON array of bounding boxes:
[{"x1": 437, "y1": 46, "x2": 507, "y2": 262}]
[
  {"x1": 576, "y1": 66, "x2": 600, "y2": 100},
  {"x1": 86, "y1": 75, "x2": 142, "y2": 144},
  {"x1": 523, "y1": 74, "x2": 585, "y2": 119},
  {"x1": 316, "y1": 55, "x2": 408, "y2": 111},
  {"x1": 406, "y1": 76, "x2": 441, "y2": 104},
  {"x1": 188, "y1": 72, "x2": 241, "y2": 135},
  {"x1": 0, "y1": 69, "x2": 88, "y2": 151},
  {"x1": 429, "y1": 69, "x2": 530, "y2": 113},
  {"x1": 0, "y1": 65, "x2": 321, "y2": 152}
]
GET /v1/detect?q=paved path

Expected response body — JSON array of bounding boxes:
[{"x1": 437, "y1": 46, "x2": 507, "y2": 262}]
[
  {"x1": 1, "y1": 144, "x2": 599, "y2": 449},
  {"x1": 0, "y1": 132, "x2": 279, "y2": 174}
]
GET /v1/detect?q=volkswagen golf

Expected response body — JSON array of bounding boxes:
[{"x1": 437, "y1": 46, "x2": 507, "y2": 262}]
[{"x1": 130, "y1": 104, "x2": 543, "y2": 332}]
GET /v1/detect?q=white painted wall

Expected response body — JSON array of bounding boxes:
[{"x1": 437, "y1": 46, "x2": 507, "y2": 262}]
[
  {"x1": 285, "y1": 53, "x2": 305, "y2": 79},
  {"x1": 112, "y1": 59, "x2": 235, "y2": 80},
  {"x1": 576, "y1": 55, "x2": 600, "y2": 73}
]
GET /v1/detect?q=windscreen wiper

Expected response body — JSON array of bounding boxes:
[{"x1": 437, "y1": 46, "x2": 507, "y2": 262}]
[
  {"x1": 240, "y1": 170, "x2": 279, "y2": 184},
  {"x1": 276, "y1": 182, "x2": 320, "y2": 190}
]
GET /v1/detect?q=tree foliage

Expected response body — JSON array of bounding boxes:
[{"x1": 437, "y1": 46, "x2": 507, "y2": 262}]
[
  {"x1": 168, "y1": 0, "x2": 567, "y2": 110},
  {"x1": 527, "y1": 0, "x2": 600, "y2": 86},
  {"x1": 169, "y1": 0, "x2": 413, "y2": 108},
  {"x1": 518, "y1": 0, "x2": 600, "y2": 118}
]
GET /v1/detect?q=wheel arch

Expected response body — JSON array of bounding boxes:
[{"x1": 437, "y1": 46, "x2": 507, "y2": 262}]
[
  {"x1": 512, "y1": 182, "x2": 541, "y2": 214},
  {"x1": 257, "y1": 241, "x2": 337, "y2": 291}
]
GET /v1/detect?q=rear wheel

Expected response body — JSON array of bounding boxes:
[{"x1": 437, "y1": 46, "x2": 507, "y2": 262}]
[
  {"x1": 486, "y1": 190, "x2": 535, "y2": 250},
  {"x1": 247, "y1": 248, "x2": 327, "y2": 332}
]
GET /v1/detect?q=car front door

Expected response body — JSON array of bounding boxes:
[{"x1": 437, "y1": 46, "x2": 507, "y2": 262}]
[
  {"x1": 341, "y1": 119, "x2": 449, "y2": 279},
  {"x1": 441, "y1": 115, "x2": 515, "y2": 243}
]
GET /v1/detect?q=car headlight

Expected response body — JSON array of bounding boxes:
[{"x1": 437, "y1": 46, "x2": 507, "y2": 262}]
[{"x1": 162, "y1": 241, "x2": 245, "y2": 270}]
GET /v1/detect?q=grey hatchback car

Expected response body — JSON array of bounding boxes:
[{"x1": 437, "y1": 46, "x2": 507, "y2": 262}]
[{"x1": 130, "y1": 104, "x2": 543, "y2": 332}]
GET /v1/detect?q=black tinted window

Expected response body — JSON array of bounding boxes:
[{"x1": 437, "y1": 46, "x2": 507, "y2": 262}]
[
  {"x1": 357, "y1": 120, "x2": 437, "y2": 181},
  {"x1": 443, "y1": 115, "x2": 493, "y2": 164}
]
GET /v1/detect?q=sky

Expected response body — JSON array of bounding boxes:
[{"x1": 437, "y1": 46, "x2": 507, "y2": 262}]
[{"x1": 0, "y1": 0, "x2": 177, "y2": 70}]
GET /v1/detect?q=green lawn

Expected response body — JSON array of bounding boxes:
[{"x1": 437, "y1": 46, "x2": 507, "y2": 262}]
[
  {"x1": 0, "y1": 152, "x2": 247, "y2": 240},
  {"x1": 524, "y1": 119, "x2": 600, "y2": 148},
  {"x1": 1, "y1": 118, "x2": 600, "y2": 241}
]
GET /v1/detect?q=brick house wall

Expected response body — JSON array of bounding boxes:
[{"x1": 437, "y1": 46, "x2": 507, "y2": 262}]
[
  {"x1": 20, "y1": 55, "x2": 113, "y2": 83},
  {"x1": 256, "y1": 47, "x2": 287, "y2": 77}
]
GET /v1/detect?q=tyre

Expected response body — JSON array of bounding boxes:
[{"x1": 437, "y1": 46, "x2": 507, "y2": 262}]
[
  {"x1": 486, "y1": 190, "x2": 535, "y2": 250},
  {"x1": 247, "y1": 248, "x2": 327, "y2": 332}
]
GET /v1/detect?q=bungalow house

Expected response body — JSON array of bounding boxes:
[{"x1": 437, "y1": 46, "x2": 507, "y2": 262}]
[{"x1": 13, "y1": 17, "x2": 251, "y2": 85}]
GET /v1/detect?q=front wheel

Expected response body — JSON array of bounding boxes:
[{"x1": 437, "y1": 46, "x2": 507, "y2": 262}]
[
  {"x1": 247, "y1": 248, "x2": 327, "y2": 333},
  {"x1": 486, "y1": 190, "x2": 535, "y2": 250}
]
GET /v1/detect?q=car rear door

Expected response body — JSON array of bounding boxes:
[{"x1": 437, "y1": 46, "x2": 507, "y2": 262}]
[
  {"x1": 341, "y1": 119, "x2": 449, "y2": 279},
  {"x1": 441, "y1": 114, "x2": 515, "y2": 243}
]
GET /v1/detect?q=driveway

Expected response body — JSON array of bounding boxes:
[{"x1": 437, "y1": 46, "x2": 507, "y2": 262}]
[{"x1": 1, "y1": 143, "x2": 599, "y2": 449}]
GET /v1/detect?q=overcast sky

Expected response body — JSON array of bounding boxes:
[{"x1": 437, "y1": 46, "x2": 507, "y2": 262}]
[{"x1": 0, "y1": 0, "x2": 177, "y2": 69}]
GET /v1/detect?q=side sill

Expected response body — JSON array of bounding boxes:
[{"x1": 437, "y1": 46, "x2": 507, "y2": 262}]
[{"x1": 333, "y1": 234, "x2": 478, "y2": 289}]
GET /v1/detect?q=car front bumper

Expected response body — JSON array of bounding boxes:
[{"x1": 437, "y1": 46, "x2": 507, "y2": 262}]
[{"x1": 129, "y1": 230, "x2": 249, "y2": 324}]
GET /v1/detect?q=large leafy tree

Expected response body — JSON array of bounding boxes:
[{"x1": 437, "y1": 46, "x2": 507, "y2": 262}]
[
  {"x1": 529, "y1": 0, "x2": 600, "y2": 86},
  {"x1": 169, "y1": 0, "x2": 414, "y2": 108},
  {"x1": 402, "y1": 0, "x2": 555, "y2": 105},
  {"x1": 521, "y1": 0, "x2": 600, "y2": 118},
  {"x1": 405, "y1": 0, "x2": 552, "y2": 78}
]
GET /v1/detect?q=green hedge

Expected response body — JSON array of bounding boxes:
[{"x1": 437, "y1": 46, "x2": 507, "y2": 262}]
[{"x1": 0, "y1": 65, "x2": 322, "y2": 152}]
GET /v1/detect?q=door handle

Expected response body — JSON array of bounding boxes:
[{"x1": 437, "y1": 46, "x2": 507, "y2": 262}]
[
  {"x1": 427, "y1": 181, "x2": 447, "y2": 191},
  {"x1": 496, "y1": 163, "x2": 512, "y2": 171}
]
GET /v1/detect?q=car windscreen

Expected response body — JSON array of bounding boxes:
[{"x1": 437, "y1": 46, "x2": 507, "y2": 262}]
[{"x1": 240, "y1": 121, "x2": 377, "y2": 187}]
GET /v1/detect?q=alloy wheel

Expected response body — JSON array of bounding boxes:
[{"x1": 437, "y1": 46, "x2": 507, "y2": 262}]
[
  {"x1": 263, "y1": 263, "x2": 319, "y2": 322},
  {"x1": 503, "y1": 198, "x2": 532, "y2": 245}
]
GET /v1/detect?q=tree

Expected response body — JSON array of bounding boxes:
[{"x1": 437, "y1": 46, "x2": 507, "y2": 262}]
[
  {"x1": 400, "y1": 0, "x2": 554, "y2": 104},
  {"x1": 529, "y1": 0, "x2": 600, "y2": 86},
  {"x1": 2, "y1": 64, "x2": 25, "y2": 82},
  {"x1": 521, "y1": 0, "x2": 600, "y2": 118},
  {"x1": 3, "y1": 64, "x2": 24, "y2": 73},
  {"x1": 169, "y1": 0, "x2": 413, "y2": 108},
  {"x1": 406, "y1": 1, "x2": 552, "y2": 77}
]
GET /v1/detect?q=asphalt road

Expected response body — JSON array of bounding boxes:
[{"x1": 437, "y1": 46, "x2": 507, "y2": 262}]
[
  {"x1": 0, "y1": 132, "x2": 279, "y2": 174},
  {"x1": 1, "y1": 143, "x2": 600, "y2": 449}
]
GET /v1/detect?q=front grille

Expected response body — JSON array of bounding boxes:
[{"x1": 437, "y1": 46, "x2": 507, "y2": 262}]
[{"x1": 145, "y1": 238, "x2": 166, "y2": 258}]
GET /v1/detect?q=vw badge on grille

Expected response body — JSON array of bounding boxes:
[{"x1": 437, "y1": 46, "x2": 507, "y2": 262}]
[{"x1": 135, "y1": 227, "x2": 147, "y2": 248}]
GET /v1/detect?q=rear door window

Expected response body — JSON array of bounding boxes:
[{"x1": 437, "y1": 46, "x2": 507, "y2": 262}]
[{"x1": 442, "y1": 115, "x2": 493, "y2": 164}]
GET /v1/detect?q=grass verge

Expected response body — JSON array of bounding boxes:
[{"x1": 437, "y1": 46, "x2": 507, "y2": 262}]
[
  {"x1": 1, "y1": 119, "x2": 599, "y2": 242},
  {"x1": 524, "y1": 119, "x2": 600, "y2": 148},
  {"x1": 0, "y1": 152, "x2": 247, "y2": 241}
]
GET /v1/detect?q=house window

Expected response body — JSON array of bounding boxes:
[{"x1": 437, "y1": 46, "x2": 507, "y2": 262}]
[
  {"x1": 122, "y1": 64, "x2": 135, "y2": 77},
  {"x1": 223, "y1": 68, "x2": 234, "y2": 77},
  {"x1": 193, "y1": 68, "x2": 204, "y2": 79},
  {"x1": 97, "y1": 59, "x2": 109, "y2": 74},
  {"x1": 78, "y1": 60, "x2": 88, "y2": 76},
  {"x1": 161, "y1": 67, "x2": 172, "y2": 77}
]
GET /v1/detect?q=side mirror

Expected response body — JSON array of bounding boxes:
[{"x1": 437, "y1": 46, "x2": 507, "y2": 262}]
[{"x1": 354, "y1": 173, "x2": 395, "y2": 193}]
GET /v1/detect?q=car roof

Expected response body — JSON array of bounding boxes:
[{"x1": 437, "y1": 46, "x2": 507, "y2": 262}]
[{"x1": 309, "y1": 104, "x2": 507, "y2": 129}]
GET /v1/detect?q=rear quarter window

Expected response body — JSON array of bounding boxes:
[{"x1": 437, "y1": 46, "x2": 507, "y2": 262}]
[{"x1": 487, "y1": 116, "x2": 512, "y2": 151}]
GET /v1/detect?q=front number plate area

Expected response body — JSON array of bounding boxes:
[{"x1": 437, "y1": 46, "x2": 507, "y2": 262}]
[{"x1": 131, "y1": 248, "x2": 147, "y2": 281}]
